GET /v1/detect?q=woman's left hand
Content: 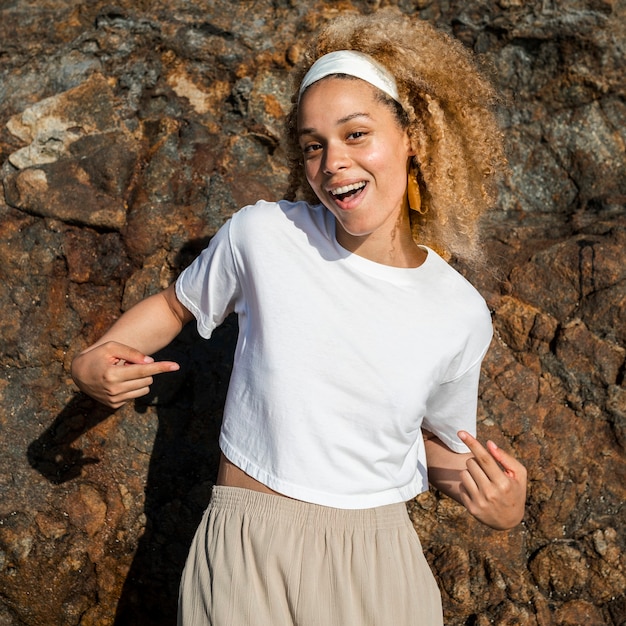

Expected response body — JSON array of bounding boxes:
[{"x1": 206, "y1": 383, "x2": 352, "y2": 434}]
[{"x1": 456, "y1": 430, "x2": 527, "y2": 530}]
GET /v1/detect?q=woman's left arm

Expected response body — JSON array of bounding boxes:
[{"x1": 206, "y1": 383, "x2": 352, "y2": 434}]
[{"x1": 423, "y1": 429, "x2": 527, "y2": 530}]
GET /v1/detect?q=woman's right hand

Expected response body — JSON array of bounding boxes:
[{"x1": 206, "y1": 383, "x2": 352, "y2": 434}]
[{"x1": 71, "y1": 341, "x2": 180, "y2": 409}]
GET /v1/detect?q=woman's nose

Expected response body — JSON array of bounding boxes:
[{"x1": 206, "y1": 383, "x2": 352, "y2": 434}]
[{"x1": 322, "y1": 141, "x2": 350, "y2": 175}]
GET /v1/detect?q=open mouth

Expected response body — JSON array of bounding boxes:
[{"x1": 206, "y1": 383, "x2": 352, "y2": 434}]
[{"x1": 330, "y1": 181, "x2": 366, "y2": 202}]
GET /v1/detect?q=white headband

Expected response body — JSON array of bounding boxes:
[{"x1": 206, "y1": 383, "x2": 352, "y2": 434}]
[{"x1": 298, "y1": 50, "x2": 400, "y2": 103}]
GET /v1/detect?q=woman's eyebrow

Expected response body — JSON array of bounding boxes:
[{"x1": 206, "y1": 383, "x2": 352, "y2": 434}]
[
  {"x1": 298, "y1": 112, "x2": 371, "y2": 137},
  {"x1": 336, "y1": 112, "x2": 371, "y2": 124}
]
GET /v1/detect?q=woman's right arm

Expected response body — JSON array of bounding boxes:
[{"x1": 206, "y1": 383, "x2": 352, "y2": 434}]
[{"x1": 71, "y1": 283, "x2": 196, "y2": 409}]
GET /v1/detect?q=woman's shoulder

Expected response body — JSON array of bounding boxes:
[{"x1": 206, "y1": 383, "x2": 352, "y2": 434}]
[
  {"x1": 233, "y1": 199, "x2": 319, "y2": 220},
  {"x1": 423, "y1": 248, "x2": 483, "y2": 295},
  {"x1": 230, "y1": 199, "x2": 314, "y2": 225},
  {"x1": 230, "y1": 199, "x2": 327, "y2": 240},
  {"x1": 421, "y1": 247, "x2": 491, "y2": 324}
]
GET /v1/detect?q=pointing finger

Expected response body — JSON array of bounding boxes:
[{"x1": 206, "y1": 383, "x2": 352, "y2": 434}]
[
  {"x1": 113, "y1": 360, "x2": 180, "y2": 381},
  {"x1": 459, "y1": 431, "x2": 510, "y2": 481},
  {"x1": 458, "y1": 431, "x2": 492, "y2": 465}
]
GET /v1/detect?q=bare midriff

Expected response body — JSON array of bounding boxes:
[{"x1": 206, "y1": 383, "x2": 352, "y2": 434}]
[{"x1": 216, "y1": 452, "x2": 287, "y2": 497}]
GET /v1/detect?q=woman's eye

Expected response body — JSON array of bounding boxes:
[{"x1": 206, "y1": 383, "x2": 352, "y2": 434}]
[
  {"x1": 348, "y1": 131, "x2": 366, "y2": 141},
  {"x1": 303, "y1": 143, "x2": 322, "y2": 154}
]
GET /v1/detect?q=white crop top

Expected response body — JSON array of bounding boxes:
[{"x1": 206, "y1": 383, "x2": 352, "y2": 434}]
[{"x1": 176, "y1": 200, "x2": 493, "y2": 508}]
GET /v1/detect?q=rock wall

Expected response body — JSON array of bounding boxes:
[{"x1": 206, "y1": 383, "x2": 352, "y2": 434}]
[{"x1": 0, "y1": 1, "x2": 624, "y2": 625}]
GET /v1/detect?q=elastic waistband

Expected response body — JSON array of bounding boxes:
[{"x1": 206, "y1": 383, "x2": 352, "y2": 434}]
[{"x1": 208, "y1": 486, "x2": 410, "y2": 531}]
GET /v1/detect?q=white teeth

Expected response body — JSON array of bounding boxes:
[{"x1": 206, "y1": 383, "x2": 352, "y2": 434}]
[{"x1": 330, "y1": 182, "x2": 366, "y2": 196}]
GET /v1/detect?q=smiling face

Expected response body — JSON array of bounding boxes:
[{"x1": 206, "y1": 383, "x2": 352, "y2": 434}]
[{"x1": 297, "y1": 76, "x2": 418, "y2": 263}]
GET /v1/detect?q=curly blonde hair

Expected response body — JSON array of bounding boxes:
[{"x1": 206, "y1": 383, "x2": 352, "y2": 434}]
[{"x1": 284, "y1": 10, "x2": 506, "y2": 265}]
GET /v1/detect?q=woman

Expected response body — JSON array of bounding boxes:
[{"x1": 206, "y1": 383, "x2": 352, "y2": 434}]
[{"x1": 72, "y1": 10, "x2": 526, "y2": 626}]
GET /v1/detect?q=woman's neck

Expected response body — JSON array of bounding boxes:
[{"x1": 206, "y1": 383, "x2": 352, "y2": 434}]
[{"x1": 336, "y1": 213, "x2": 426, "y2": 268}]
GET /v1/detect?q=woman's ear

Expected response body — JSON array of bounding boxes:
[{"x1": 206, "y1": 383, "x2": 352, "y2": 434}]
[{"x1": 406, "y1": 133, "x2": 418, "y2": 157}]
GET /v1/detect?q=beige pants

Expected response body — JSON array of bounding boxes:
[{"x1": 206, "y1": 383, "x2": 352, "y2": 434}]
[{"x1": 178, "y1": 486, "x2": 443, "y2": 626}]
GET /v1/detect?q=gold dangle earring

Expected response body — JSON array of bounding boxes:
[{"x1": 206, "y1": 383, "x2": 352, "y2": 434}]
[{"x1": 407, "y1": 160, "x2": 426, "y2": 214}]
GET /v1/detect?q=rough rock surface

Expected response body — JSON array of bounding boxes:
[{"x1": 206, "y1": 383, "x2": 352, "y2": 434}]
[{"x1": 0, "y1": 1, "x2": 624, "y2": 625}]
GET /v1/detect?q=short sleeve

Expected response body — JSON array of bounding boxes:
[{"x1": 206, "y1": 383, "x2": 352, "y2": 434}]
[
  {"x1": 422, "y1": 352, "x2": 487, "y2": 453},
  {"x1": 175, "y1": 220, "x2": 241, "y2": 338}
]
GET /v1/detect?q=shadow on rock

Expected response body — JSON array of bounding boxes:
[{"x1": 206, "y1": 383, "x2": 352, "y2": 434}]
[
  {"x1": 28, "y1": 311, "x2": 238, "y2": 625},
  {"x1": 114, "y1": 316, "x2": 238, "y2": 625},
  {"x1": 27, "y1": 396, "x2": 115, "y2": 485}
]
